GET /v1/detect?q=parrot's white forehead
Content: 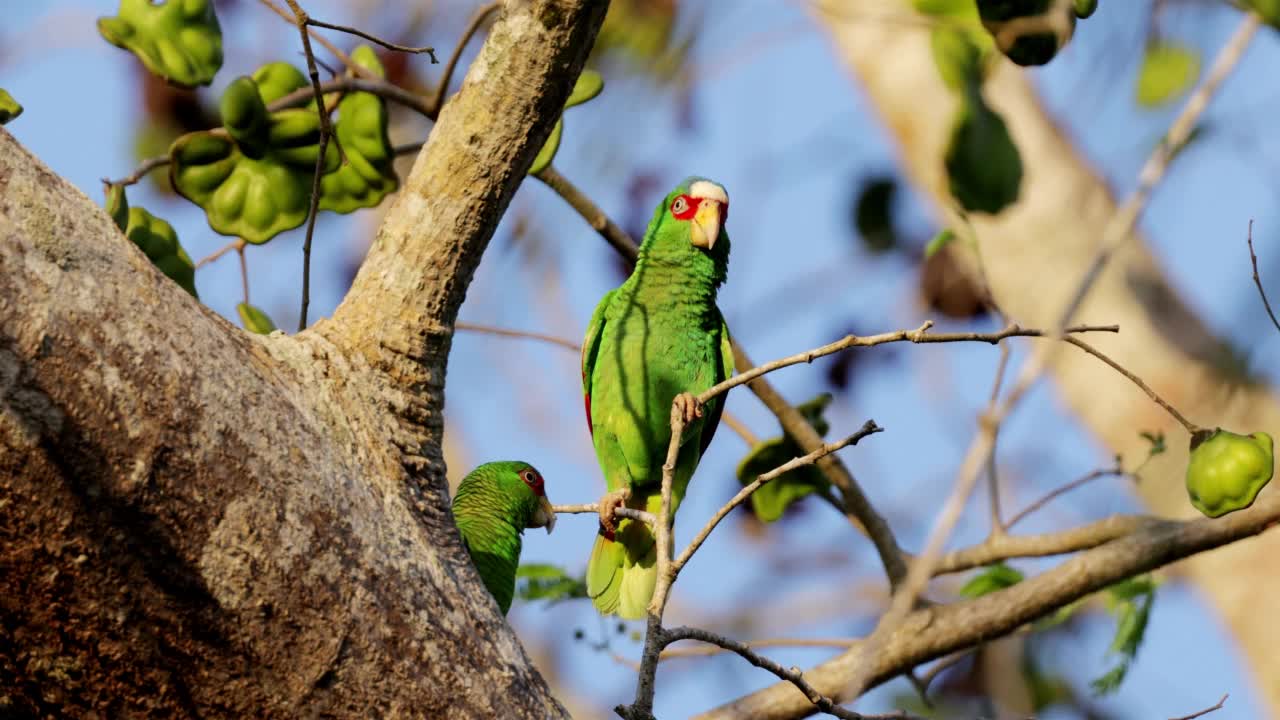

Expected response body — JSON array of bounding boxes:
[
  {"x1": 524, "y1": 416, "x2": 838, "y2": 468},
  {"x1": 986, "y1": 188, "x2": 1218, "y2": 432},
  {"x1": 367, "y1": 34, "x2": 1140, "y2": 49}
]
[{"x1": 689, "y1": 180, "x2": 728, "y2": 204}]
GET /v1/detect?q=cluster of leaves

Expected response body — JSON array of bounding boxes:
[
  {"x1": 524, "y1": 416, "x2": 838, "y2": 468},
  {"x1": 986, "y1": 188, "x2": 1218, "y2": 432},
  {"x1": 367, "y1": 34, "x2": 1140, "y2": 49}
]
[
  {"x1": 735, "y1": 394, "x2": 835, "y2": 522},
  {"x1": 170, "y1": 46, "x2": 398, "y2": 245},
  {"x1": 529, "y1": 70, "x2": 605, "y2": 175},
  {"x1": 959, "y1": 564, "x2": 1158, "y2": 696},
  {"x1": 515, "y1": 564, "x2": 588, "y2": 605}
]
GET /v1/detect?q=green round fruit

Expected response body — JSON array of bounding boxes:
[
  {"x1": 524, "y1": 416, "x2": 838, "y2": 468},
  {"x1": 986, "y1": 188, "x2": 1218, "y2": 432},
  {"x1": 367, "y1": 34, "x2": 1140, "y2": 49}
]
[
  {"x1": 1185, "y1": 429, "x2": 1274, "y2": 518},
  {"x1": 1074, "y1": 0, "x2": 1098, "y2": 19}
]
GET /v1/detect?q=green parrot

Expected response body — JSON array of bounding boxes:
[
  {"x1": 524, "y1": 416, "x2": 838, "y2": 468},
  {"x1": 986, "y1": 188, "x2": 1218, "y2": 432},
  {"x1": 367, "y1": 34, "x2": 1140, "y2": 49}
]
[
  {"x1": 451, "y1": 461, "x2": 557, "y2": 615},
  {"x1": 582, "y1": 176, "x2": 734, "y2": 618}
]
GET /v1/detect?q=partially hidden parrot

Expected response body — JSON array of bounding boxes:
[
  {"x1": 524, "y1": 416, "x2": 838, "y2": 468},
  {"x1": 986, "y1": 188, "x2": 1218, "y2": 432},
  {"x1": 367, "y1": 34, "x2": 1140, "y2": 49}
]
[
  {"x1": 451, "y1": 461, "x2": 556, "y2": 615},
  {"x1": 582, "y1": 176, "x2": 734, "y2": 618}
]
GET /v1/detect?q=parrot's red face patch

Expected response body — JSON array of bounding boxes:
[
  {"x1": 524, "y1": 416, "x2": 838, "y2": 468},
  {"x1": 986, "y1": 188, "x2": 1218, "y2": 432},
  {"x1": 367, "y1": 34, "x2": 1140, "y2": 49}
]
[
  {"x1": 519, "y1": 467, "x2": 546, "y2": 496},
  {"x1": 669, "y1": 194, "x2": 729, "y2": 223},
  {"x1": 670, "y1": 194, "x2": 698, "y2": 220}
]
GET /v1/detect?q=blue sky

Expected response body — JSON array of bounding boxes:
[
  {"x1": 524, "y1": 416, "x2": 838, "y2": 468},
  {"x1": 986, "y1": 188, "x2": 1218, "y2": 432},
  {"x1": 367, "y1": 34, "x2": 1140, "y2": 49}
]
[{"x1": 5, "y1": 1, "x2": 1280, "y2": 717}]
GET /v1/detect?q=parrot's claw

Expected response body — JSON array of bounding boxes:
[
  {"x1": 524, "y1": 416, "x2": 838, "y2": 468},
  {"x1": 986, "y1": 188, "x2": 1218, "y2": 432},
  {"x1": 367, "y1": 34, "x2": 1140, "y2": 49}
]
[
  {"x1": 673, "y1": 392, "x2": 703, "y2": 425},
  {"x1": 597, "y1": 487, "x2": 632, "y2": 539}
]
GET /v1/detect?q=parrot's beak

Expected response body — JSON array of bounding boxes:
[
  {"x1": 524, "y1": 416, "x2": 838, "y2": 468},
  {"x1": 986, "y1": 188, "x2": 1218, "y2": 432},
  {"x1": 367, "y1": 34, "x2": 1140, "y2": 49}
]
[
  {"x1": 531, "y1": 495, "x2": 556, "y2": 534},
  {"x1": 690, "y1": 201, "x2": 723, "y2": 251}
]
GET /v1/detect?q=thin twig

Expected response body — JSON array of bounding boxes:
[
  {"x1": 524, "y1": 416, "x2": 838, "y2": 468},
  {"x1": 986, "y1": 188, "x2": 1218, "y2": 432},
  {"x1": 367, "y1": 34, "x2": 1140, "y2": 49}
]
[
  {"x1": 195, "y1": 238, "x2": 247, "y2": 269},
  {"x1": 550, "y1": 503, "x2": 655, "y2": 527},
  {"x1": 932, "y1": 514, "x2": 1160, "y2": 576},
  {"x1": 1246, "y1": 220, "x2": 1280, "y2": 335},
  {"x1": 431, "y1": 1, "x2": 500, "y2": 113},
  {"x1": 701, "y1": 322, "x2": 1120, "y2": 405},
  {"x1": 1004, "y1": 466, "x2": 1127, "y2": 530},
  {"x1": 671, "y1": 421, "x2": 883, "y2": 577},
  {"x1": 1063, "y1": 336, "x2": 1202, "y2": 434},
  {"x1": 304, "y1": 16, "x2": 438, "y2": 62},
  {"x1": 985, "y1": 340, "x2": 1012, "y2": 536},
  {"x1": 455, "y1": 321, "x2": 582, "y2": 352},
  {"x1": 238, "y1": 243, "x2": 250, "y2": 306},
  {"x1": 659, "y1": 637, "x2": 857, "y2": 661},
  {"x1": 102, "y1": 156, "x2": 170, "y2": 188},
  {"x1": 282, "y1": 0, "x2": 331, "y2": 333},
  {"x1": 1169, "y1": 694, "x2": 1229, "y2": 720},
  {"x1": 258, "y1": 0, "x2": 361, "y2": 76},
  {"x1": 534, "y1": 166, "x2": 638, "y2": 262},
  {"x1": 719, "y1": 410, "x2": 760, "y2": 446},
  {"x1": 660, "y1": 627, "x2": 918, "y2": 720}
]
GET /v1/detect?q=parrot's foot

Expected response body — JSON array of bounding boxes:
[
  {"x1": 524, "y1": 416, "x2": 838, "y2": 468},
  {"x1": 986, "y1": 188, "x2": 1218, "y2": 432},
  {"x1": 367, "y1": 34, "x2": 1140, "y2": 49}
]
[
  {"x1": 597, "y1": 487, "x2": 632, "y2": 540},
  {"x1": 673, "y1": 392, "x2": 703, "y2": 425}
]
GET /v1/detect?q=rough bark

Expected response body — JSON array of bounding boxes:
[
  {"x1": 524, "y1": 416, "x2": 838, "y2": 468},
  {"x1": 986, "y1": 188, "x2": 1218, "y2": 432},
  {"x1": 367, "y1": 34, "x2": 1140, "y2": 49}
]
[
  {"x1": 695, "y1": 2, "x2": 1280, "y2": 716},
  {"x1": 0, "y1": 1, "x2": 605, "y2": 717}
]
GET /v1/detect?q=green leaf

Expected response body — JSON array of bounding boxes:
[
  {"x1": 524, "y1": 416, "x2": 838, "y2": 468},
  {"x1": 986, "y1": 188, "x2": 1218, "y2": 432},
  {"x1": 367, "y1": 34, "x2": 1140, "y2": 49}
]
[
  {"x1": 945, "y1": 92, "x2": 1023, "y2": 214},
  {"x1": 1092, "y1": 575, "x2": 1156, "y2": 695},
  {"x1": 528, "y1": 70, "x2": 605, "y2": 175},
  {"x1": 0, "y1": 88, "x2": 22, "y2": 125},
  {"x1": 105, "y1": 184, "x2": 129, "y2": 232},
  {"x1": 1136, "y1": 43, "x2": 1200, "y2": 108},
  {"x1": 925, "y1": 229, "x2": 957, "y2": 259},
  {"x1": 98, "y1": 0, "x2": 223, "y2": 88},
  {"x1": 122, "y1": 205, "x2": 198, "y2": 297},
  {"x1": 959, "y1": 562, "x2": 1024, "y2": 598},
  {"x1": 528, "y1": 118, "x2": 563, "y2": 175},
  {"x1": 237, "y1": 303, "x2": 277, "y2": 335},
  {"x1": 566, "y1": 69, "x2": 605, "y2": 107},
  {"x1": 170, "y1": 64, "x2": 337, "y2": 244},
  {"x1": 854, "y1": 177, "x2": 898, "y2": 253},
  {"x1": 736, "y1": 393, "x2": 833, "y2": 523},
  {"x1": 515, "y1": 563, "x2": 588, "y2": 604},
  {"x1": 317, "y1": 46, "x2": 399, "y2": 214}
]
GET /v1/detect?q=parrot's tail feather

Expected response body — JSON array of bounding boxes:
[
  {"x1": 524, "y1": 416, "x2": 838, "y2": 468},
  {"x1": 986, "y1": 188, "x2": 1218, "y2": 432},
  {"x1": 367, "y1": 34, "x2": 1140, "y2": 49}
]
[{"x1": 586, "y1": 518, "x2": 657, "y2": 619}]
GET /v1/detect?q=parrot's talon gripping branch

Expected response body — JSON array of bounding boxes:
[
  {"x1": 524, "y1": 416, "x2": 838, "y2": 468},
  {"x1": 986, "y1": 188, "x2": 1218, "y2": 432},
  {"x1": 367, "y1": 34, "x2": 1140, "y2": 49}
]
[
  {"x1": 673, "y1": 391, "x2": 703, "y2": 424},
  {"x1": 596, "y1": 488, "x2": 633, "y2": 540},
  {"x1": 551, "y1": 503, "x2": 656, "y2": 528}
]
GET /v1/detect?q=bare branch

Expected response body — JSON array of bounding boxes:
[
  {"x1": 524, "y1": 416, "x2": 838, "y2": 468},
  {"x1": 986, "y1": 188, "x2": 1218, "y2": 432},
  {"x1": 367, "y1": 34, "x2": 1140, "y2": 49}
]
[
  {"x1": 550, "y1": 503, "x2": 655, "y2": 527},
  {"x1": 304, "y1": 16, "x2": 438, "y2": 62},
  {"x1": 455, "y1": 321, "x2": 582, "y2": 352},
  {"x1": 659, "y1": 637, "x2": 857, "y2": 662},
  {"x1": 672, "y1": 421, "x2": 884, "y2": 577},
  {"x1": 1170, "y1": 694, "x2": 1229, "y2": 720},
  {"x1": 194, "y1": 238, "x2": 247, "y2": 269},
  {"x1": 432, "y1": 2, "x2": 501, "y2": 113},
  {"x1": 661, "y1": 627, "x2": 920, "y2": 720},
  {"x1": 1063, "y1": 336, "x2": 1202, "y2": 434},
  {"x1": 534, "y1": 165, "x2": 638, "y2": 262},
  {"x1": 931, "y1": 515, "x2": 1157, "y2": 576},
  {"x1": 699, "y1": 323, "x2": 1120, "y2": 407},
  {"x1": 1004, "y1": 465, "x2": 1127, "y2": 530},
  {"x1": 1247, "y1": 220, "x2": 1280, "y2": 335},
  {"x1": 281, "y1": 0, "x2": 334, "y2": 332}
]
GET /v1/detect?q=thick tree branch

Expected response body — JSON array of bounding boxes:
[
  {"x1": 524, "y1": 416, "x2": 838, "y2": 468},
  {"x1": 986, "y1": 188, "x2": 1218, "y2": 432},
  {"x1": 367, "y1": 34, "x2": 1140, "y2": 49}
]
[
  {"x1": 0, "y1": 1, "x2": 608, "y2": 717},
  {"x1": 320, "y1": 0, "x2": 607, "y2": 483}
]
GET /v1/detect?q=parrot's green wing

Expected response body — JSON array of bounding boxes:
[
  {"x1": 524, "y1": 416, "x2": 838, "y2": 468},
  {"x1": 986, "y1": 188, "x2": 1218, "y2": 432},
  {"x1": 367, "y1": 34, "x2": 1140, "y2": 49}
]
[
  {"x1": 698, "y1": 313, "x2": 735, "y2": 456},
  {"x1": 581, "y1": 288, "x2": 615, "y2": 437}
]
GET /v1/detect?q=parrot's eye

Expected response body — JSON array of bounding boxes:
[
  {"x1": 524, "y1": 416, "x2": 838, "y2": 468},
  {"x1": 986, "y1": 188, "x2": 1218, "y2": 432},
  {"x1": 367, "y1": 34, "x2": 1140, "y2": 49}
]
[
  {"x1": 520, "y1": 469, "x2": 544, "y2": 493},
  {"x1": 670, "y1": 195, "x2": 692, "y2": 218}
]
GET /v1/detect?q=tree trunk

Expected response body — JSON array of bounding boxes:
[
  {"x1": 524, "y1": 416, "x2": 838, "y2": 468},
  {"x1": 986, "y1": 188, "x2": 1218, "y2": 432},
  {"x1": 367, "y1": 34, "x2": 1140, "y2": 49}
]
[
  {"x1": 697, "y1": 2, "x2": 1280, "y2": 716},
  {"x1": 0, "y1": 1, "x2": 605, "y2": 717}
]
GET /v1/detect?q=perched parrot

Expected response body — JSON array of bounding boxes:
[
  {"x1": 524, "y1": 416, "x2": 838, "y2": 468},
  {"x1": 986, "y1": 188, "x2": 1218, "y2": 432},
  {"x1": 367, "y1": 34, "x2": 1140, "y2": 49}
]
[
  {"x1": 582, "y1": 176, "x2": 734, "y2": 618},
  {"x1": 451, "y1": 461, "x2": 556, "y2": 615}
]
